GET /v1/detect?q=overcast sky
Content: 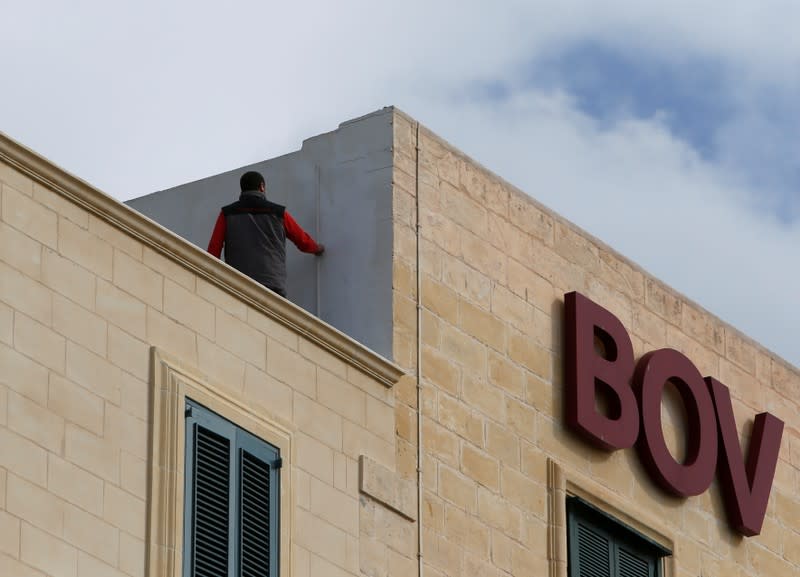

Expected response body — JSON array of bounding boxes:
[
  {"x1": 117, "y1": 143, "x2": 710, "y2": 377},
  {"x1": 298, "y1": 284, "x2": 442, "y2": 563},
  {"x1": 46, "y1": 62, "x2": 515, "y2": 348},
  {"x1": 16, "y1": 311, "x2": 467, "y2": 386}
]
[{"x1": 2, "y1": 1, "x2": 798, "y2": 368}]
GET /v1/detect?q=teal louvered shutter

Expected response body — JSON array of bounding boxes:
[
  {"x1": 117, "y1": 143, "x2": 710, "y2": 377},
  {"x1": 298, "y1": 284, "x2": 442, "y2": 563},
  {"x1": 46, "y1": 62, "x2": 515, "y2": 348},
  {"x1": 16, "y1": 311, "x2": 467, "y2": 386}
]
[
  {"x1": 184, "y1": 400, "x2": 280, "y2": 577},
  {"x1": 570, "y1": 519, "x2": 612, "y2": 577},
  {"x1": 567, "y1": 498, "x2": 668, "y2": 577},
  {"x1": 184, "y1": 402, "x2": 237, "y2": 577},
  {"x1": 238, "y1": 428, "x2": 280, "y2": 577},
  {"x1": 617, "y1": 545, "x2": 656, "y2": 577}
]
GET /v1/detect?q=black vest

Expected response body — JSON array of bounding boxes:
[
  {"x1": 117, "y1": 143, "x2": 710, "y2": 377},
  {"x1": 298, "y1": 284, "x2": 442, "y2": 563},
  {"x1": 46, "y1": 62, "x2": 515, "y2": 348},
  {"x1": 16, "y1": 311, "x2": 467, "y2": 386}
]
[{"x1": 221, "y1": 192, "x2": 287, "y2": 293}]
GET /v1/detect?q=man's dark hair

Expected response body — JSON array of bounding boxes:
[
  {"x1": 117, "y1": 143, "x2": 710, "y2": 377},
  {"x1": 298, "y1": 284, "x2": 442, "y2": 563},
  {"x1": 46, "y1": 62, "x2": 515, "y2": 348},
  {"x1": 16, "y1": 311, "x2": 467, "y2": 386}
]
[{"x1": 240, "y1": 171, "x2": 265, "y2": 192}]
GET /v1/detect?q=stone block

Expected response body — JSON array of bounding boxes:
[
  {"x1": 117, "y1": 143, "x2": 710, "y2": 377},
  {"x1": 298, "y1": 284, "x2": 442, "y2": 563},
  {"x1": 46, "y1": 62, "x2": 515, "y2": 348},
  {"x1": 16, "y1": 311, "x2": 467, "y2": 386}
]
[
  {"x1": 0, "y1": 510, "x2": 20, "y2": 558},
  {"x1": 0, "y1": 164, "x2": 34, "y2": 195},
  {"x1": 108, "y1": 326, "x2": 149, "y2": 382},
  {"x1": 441, "y1": 325, "x2": 486, "y2": 376},
  {"x1": 477, "y1": 485, "x2": 521, "y2": 538},
  {"x1": 438, "y1": 392, "x2": 483, "y2": 447},
  {"x1": 295, "y1": 392, "x2": 343, "y2": 450},
  {"x1": 119, "y1": 532, "x2": 145, "y2": 577},
  {"x1": 215, "y1": 307, "x2": 266, "y2": 370},
  {"x1": 422, "y1": 275, "x2": 459, "y2": 325},
  {"x1": 295, "y1": 432, "x2": 334, "y2": 484},
  {"x1": 7, "y1": 474, "x2": 65, "y2": 536},
  {"x1": 459, "y1": 228, "x2": 507, "y2": 283},
  {"x1": 2, "y1": 184, "x2": 57, "y2": 249},
  {"x1": 0, "y1": 342, "x2": 49, "y2": 406},
  {"x1": 488, "y1": 350, "x2": 525, "y2": 399},
  {"x1": 439, "y1": 464, "x2": 477, "y2": 513},
  {"x1": 0, "y1": 428, "x2": 47, "y2": 487},
  {"x1": 65, "y1": 341, "x2": 121, "y2": 404},
  {"x1": 508, "y1": 194, "x2": 554, "y2": 244},
  {"x1": 597, "y1": 250, "x2": 645, "y2": 301},
  {"x1": 486, "y1": 421, "x2": 520, "y2": 469},
  {"x1": 64, "y1": 424, "x2": 119, "y2": 484},
  {"x1": 267, "y1": 340, "x2": 316, "y2": 398},
  {"x1": 682, "y1": 304, "x2": 725, "y2": 355},
  {"x1": 462, "y1": 375, "x2": 504, "y2": 420},
  {"x1": 343, "y1": 420, "x2": 394, "y2": 470},
  {"x1": 104, "y1": 404, "x2": 148, "y2": 461},
  {"x1": 366, "y1": 395, "x2": 395, "y2": 444},
  {"x1": 145, "y1": 307, "x2": 197, "y2": 365},
  {"x1": 77, "y1": 551, "x2": 127, "y2": 577},
  {"x1": 459, "y1": 299, "x2": 505, "y2": 352},
  {"x1": 508, "y1": 332, "x2": 551, "y2": 380},
  {"x1": 112, "y1": 250, "x2": 162, "y2": 310},
  {"x1": 32, "y1": 182, "x2": 88, "y2": 228},
  {"x1": 666, "y1": 325, "x2": 720, "y2": 379},
  {"x1": 20, "y1": 523, "x2": 77, "y2": 577},
  {"x1": 196, "y1": 336, "x2": 246, "y2": 393},
  {"x1": 120, "y1": 450, "x2": 146, "y2": 501},
  {"x1": 96, "y1": 279, "x2": 146, "y2": 339},
  {"x1": 421, "y1": 345, "x2": 459, "y2": 396},
  {"x1": 142, "y1": 245, "x2": 195, "y2": 292},
  {"x1": 88, "y1": 215, "x2": 142, "y2": 260},
  {"x1": 0, "y1": 260, "x2": 52, "y2": 325},
  {"x1": 103, "y1": 483, "x2": 146, "y2": 539},
  {"x1": 243, "y1": 363, "x2": 294, "y2": 422},
  {"x1": 294, "y1": 508, "x2": 348, "y2": 569},
  {"x1": 645, "y1": 278, "x2": 682, "y2": 325},
  {"x1": 504, "y1": 396, "x2": 537, "y2": 443},
  {"x1": 58, "y1": 218, "x2": 112, "y2": 280},
  {"x1": 162, "y1": 279, "x2": 214, "y2": 338},
  {"x1": 0, "y1": 301, "x2": 11, "y2": 346},
  {"x1": 196, "y1": 277, "x2": 248, "y2": 320},
  {"x1": 14, "y1": 313, "x2": 65, "y2": 373},
  {"x1": 317, "y1": 370, "x2": 368, "y2": 426},
  {"x1": 444, "y1": 505, "x2": 490, "y2": 558},
  {"x1": 63, "y1": 504, "x2": 119, "y2": 566},
  {"x1": 500, "y1": 466, "x2": 545, "y2": 519},
  {"x1": 442, "y1": 258, "x2": 491, "y2": 309},
  {"x1": 359, "y1": 455, "x2": 417, "y2": 521},
  {"x1": 631, "y1": 301, "x2": 667, "y2": 349},
  {"x1": 0, "y1": 220, "x2": 42, "y2": 279},
  {"x1": 8, "y1": 391, "x2": 64, "y2": 453},
  {"x1": 53, "y1": 295, "x2": 107, "y2": 356},
  {"x1": 48, "y1": 454, "x2": 104, "y2": 516},
  {"x1": 461, "y1": 443, "x2": 499, "y2": 491},
  {"x1": 422, "y1": 417, "x2": 459, "y2": 468}
]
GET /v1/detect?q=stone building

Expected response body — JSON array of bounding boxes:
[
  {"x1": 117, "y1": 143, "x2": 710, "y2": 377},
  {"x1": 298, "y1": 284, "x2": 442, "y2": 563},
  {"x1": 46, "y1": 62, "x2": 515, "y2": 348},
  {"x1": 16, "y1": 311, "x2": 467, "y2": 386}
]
[{"x1": 0, "y1": 106, "x2": 798, "y2": 577}]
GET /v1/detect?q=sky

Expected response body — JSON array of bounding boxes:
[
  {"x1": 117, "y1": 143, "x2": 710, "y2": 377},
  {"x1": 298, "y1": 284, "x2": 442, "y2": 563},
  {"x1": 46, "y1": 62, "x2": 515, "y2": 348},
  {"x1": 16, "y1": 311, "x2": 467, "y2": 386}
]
[{"x1": 1, "y1": 0, "x2": 798, "y2": 368}]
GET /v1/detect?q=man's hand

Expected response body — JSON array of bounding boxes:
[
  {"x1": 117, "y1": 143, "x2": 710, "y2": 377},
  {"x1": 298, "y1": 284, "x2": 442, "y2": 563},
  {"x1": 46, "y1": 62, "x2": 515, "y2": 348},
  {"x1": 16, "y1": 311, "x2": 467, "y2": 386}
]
[{"x1": 315, "y1": 243, "x2": 325, "y2": 255}]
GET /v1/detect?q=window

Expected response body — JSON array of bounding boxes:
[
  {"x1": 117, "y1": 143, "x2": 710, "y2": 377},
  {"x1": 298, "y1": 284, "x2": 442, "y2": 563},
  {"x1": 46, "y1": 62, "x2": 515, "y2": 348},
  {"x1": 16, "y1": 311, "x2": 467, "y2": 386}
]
[
  {"x1": 567, "y1": 497, "x2": 670, "y2": 577},
  {"x1": 183, "y1": 399, "x2": 281, "y2": 577}
]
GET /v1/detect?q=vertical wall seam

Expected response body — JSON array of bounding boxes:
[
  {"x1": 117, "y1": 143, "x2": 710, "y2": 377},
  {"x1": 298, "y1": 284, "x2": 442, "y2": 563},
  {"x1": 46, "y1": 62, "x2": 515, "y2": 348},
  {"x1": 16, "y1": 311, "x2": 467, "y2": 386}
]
[{"x1": 414, "y1": 121, "x2": 424, "y2": 577}]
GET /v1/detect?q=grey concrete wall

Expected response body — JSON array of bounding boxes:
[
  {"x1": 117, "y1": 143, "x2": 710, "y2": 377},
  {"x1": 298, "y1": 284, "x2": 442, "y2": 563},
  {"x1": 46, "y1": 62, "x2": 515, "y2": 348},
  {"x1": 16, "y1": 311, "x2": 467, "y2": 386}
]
[{"x1": 126, "y1": 108, "x2": 395, "y2": 359}]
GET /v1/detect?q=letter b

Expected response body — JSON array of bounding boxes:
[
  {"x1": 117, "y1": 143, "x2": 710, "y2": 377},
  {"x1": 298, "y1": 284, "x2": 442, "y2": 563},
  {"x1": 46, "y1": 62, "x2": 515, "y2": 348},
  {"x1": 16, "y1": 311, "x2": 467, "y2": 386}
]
[{"x1": 564, "y1": 292, "x2": 638, "y2": 450}]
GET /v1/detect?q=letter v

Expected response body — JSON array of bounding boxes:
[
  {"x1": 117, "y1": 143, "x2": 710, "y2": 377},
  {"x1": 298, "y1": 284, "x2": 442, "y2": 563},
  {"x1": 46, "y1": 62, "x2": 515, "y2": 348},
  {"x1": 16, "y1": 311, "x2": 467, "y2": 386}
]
[{"x1": 707, "y1": 377, "x2": 784, "y2": 536}]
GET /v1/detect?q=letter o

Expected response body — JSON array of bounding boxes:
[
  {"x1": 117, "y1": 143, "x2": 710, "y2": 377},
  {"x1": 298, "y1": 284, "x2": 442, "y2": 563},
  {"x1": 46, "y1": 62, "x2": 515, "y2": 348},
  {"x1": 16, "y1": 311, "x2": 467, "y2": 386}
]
[{"x1": 634, "y1": 349, "x2": 717, "y2": 497}]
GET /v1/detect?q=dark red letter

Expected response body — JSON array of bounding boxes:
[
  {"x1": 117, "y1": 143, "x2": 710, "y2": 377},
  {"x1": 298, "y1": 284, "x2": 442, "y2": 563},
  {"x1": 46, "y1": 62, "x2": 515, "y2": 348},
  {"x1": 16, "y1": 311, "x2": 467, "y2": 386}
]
[
  {"x1": 707, "y1": 377, "x2": 784, "y2": 536},
  {"x1": 634, "y1": 349, "x2": 717, "y2": 497},
  {"x1": 564, "y1": 292, "x2": 638, "y2": 450}
]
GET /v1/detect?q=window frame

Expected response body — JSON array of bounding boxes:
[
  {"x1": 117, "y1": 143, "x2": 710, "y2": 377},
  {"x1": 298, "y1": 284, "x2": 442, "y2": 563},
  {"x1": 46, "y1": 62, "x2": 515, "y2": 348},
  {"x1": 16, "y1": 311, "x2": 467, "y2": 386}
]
[{"x1": 147, "y1": 348, "x2": 292, "y2": 577}]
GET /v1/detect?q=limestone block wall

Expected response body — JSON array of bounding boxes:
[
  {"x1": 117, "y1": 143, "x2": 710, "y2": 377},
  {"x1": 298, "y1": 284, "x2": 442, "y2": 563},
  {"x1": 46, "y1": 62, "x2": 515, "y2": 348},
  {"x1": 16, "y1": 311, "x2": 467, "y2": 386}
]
[
  {"x1": 390, "y1": 109, "x2": 800, "y2": 577},
  {"x1": 0, "y1": 138, "x2": 410, "y2": 577}
]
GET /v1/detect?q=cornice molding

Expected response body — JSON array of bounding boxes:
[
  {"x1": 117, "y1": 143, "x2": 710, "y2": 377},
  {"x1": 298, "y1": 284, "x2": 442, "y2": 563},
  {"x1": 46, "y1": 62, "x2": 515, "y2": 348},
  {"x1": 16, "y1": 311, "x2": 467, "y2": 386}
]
[{"x1": 0, "y1": 132, "x2": 404, "y2": 388}]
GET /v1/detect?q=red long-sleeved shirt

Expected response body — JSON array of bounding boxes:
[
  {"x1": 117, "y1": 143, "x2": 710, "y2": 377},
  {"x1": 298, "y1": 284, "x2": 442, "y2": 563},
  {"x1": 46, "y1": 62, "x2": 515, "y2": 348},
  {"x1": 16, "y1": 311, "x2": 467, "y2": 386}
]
[{"x1": 207, "y1": 210, "x2": 321, "y2": 258}]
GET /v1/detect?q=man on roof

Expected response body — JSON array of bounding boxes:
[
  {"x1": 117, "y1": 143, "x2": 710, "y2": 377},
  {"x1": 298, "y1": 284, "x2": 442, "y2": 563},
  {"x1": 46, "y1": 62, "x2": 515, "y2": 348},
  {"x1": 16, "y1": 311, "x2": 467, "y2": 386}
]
[{"x1": 207, "y1": 170, "x2": 324, "y2": 298}]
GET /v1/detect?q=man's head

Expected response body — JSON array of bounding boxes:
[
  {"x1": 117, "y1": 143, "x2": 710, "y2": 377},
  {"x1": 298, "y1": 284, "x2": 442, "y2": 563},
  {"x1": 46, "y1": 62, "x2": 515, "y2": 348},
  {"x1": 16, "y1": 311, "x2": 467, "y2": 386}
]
[{"x1": 240, "y1": 171, "x2": 266, "y2": 193}]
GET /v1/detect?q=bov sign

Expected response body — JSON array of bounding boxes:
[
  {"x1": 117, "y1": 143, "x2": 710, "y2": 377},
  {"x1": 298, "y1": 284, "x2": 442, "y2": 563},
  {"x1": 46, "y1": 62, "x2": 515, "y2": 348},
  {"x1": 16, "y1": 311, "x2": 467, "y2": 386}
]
[{"x1": 564, "y1": 292, "x2": 784, "y2": 536}]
